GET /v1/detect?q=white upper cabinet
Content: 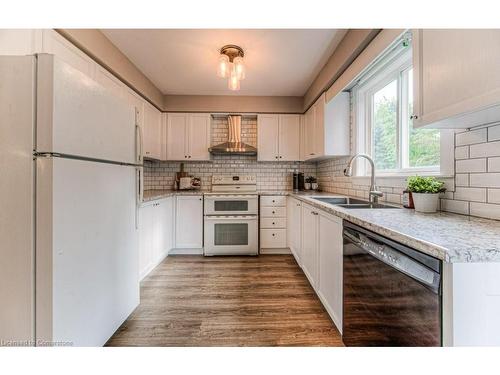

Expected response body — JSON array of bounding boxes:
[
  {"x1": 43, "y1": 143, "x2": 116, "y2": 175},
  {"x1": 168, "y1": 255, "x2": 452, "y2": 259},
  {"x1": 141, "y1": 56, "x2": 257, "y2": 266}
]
[
  {"x1": 278, "y1": 115, "x2": 301, "y2": 161},
  {"x1": 166, "y1": 113, "x2": 211, "y2": 161},
  {"x1": 42, "y1": 30, "x2": 95, "y2": 78},
  {"x1": 304, "y1": 92, "x2": 350, "y2": 161},
  {"x1": 143, "y1": 102, "x2": 164, "y2": 160},
  {"x1": 257, "y1": 115, "x2": 279, "y2": 161},
  {"x1": 257, "y1": 114, "x2": 300, "y2": 161},
  {"x1": 166, "y1": 113, "x2": 188, "y2": 160},
  {"x1": 188, "y1": 113, "x2": 211, "y2": 161},
  {"x1": 412, "y1": 29, "x2": 500, "y2": 129}
]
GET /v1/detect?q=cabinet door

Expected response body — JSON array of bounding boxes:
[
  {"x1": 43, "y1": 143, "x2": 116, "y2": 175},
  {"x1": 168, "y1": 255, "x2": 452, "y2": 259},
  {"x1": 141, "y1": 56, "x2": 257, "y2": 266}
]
[
  {"x1": 318, "y1": 212, "x2": 343, "y2": 332},
  {"x1": 175, "y1": 196, "x2": 203, "y2": 248},
  {"x1": 301, "y1": 204, "x2": 318, "y2": 288},
  {"x1": 163, "y1": 197, "x2": 174, "y2": 253},
  {"x1": 143, "y1": 102, "x2": 163, "y2": 160},
  {"x1": 278, "y1": 115, "x2": 300, "y2": 161},
  {"x1": 287, "y1": 197, "x2": 302, "y2": 264},
  {"x1": 314, "y1": 95, "x2": 325, "y2": 157},
  {"x1": 188, "y1": 113, "x2": 211, "y2": 161},
  {"x1": 166, "y1": 113, "x2": 188, "y2": 160},
  {"x1": 42, "y1": 30, "x2": 94, "y2": 77},
  {"x1": 304, "y1": 107, "x2": 316, "y2": 160},
  {"x1": 257, "y1": 115, "x2": 279, "y2": 161},
  {"x1": 413, "y1": 29, "x2": 500, "y2": 128},
  {"x1": 139, "y1": 203, "x2": 154, "y2": 279}
]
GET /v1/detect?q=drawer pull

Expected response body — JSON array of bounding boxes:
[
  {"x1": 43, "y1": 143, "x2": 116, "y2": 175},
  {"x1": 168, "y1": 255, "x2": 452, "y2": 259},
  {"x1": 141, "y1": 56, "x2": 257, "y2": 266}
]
[
  {"x1": 272, "y1": 233, "x2": 275, "y2": 236},
  {"x1": 272, "y1": 211, "x2": 275, "y2": 214},
  {"x1": 272, "y1": 222, "x2": 275, "y2": 225}
]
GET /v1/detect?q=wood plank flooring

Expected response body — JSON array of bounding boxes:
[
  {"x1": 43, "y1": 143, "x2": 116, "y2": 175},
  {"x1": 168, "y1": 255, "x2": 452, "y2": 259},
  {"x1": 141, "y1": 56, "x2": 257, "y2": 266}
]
[{"x1": 106, "y1": 255, "x2": 343, "y2": 346}]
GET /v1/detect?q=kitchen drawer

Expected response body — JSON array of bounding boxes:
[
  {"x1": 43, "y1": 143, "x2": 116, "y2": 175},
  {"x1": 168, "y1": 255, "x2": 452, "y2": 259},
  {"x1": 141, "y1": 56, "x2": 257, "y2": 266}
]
[
  {"x1": 260, "y1": 206, "x2": 286, "y2": 218},
  {"x1": 260, "y1": 229, "x2": 286, "y2": 248},
  {"x1": 260, "y1": 217, "x2": 286, "y2": 229},
  {"x1": 260, "y1": 196, "x2": 286, "y2": 207}
]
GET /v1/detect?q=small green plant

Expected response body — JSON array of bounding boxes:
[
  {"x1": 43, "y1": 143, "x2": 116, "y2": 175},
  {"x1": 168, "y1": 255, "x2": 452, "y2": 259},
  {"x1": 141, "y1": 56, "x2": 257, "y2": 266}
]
[
  {"x1": 305, "y1": 176, "x2": 317, "y2": 184},
  {"x1": 407, "y1": 176, "x2": 445, "y2": 194}
]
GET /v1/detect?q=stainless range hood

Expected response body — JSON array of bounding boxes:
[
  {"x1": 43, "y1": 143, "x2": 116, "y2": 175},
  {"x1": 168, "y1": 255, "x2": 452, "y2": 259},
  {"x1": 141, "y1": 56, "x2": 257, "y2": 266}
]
[{"x1": 209, "y1": 115, "x2": 257, "y2": 155}]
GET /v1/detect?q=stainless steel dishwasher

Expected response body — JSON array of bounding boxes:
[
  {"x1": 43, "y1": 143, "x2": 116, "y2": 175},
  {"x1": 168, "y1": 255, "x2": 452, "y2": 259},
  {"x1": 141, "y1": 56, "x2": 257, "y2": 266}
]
[{"x1": 342, "y1": 221, "x2": 442, "y2": 346}]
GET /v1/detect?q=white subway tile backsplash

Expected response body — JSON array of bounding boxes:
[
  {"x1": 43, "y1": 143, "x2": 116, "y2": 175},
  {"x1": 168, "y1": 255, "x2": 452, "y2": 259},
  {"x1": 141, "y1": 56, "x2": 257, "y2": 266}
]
[
  {"x1": 440, "y1": 199, "x2": 470, "y2": 215},
  {"x1": 470, "y1": 202, "x2": 500, "y2": 220},
  {"x1": 488, "y1": 124, "x2": 500, "y2": 142},
  {"x1": 470, "y1": 173, "x2": 500, "y2": 188},
  {"x1": 488, "y1": 157, "x2": 500, "y2": 172},
  {"x1": 455, "y1": 146, "x2": 469, "y2": 160},
  {"x1": 488, "y1": 189, "x2": 500, "y2": 204},
  {"x1": 456, "y1": 128, "x2": 487, "y2": 146},
  {"x1": 455, "y1": 158, "x2": 487, "y2": 173},
  {"x1": 453, "y1": 187, "x2": 487, "y2": 202},
  {"x1": 455, "y1": 173, "x2": 469, "y2": 186},
  {"x1": 469, "y1": 140, "x2": 500, "y2": 158}
]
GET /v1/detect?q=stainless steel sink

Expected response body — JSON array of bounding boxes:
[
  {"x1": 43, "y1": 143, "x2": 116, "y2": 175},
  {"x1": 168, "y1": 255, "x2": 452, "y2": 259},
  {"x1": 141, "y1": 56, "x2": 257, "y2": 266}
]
[{"x1": 311, "y1": 196, "x2": 399, "y2": 209}]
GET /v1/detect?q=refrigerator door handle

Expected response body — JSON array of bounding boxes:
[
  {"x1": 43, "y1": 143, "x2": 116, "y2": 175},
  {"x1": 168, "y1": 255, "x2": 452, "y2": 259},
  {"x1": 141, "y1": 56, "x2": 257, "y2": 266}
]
[
  {"x1": 135, "y1": 109, "x2": 144, "y2": 165},
  {"x1": 135, "y1": 166, "x2": 143, "y2": 229}
]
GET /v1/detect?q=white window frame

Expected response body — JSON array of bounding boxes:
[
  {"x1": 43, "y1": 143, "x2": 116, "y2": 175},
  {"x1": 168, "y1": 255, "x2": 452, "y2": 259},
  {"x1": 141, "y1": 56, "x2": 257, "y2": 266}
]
[{"x1": 352, "y1": 46, "x2": 454, "y2": 178}]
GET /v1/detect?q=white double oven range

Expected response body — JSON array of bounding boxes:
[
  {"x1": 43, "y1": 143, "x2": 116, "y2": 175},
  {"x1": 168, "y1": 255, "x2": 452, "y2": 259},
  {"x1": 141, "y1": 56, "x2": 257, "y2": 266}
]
[{"x1": 203, "y1": 175, "x2": 259, "y2": 256}]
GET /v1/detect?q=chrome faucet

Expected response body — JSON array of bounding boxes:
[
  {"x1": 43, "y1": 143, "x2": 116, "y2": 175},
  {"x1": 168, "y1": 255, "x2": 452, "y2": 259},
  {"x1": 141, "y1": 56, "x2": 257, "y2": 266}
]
[{"x1": 344, "y1": 154, "x2": 383, "y2": 203}]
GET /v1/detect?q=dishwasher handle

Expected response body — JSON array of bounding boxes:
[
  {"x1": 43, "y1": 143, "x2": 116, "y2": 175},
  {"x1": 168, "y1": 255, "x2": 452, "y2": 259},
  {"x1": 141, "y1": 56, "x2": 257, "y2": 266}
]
[{"x1": 344, "y1": 228, "x2": 441, "y2": 294}]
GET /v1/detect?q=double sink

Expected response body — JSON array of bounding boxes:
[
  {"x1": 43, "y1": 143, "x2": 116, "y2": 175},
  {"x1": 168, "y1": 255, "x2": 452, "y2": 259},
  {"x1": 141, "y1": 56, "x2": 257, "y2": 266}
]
[{"x1": 311, "y1": 196, "x2": 400, "y2": 209}]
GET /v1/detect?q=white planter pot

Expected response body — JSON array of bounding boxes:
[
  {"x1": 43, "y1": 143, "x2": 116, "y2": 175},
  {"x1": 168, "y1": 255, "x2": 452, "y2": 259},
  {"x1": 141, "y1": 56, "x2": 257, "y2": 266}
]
[
  {"x1": 412, "y1": 192, "x2": 439, "y2": 213},
  {"x1": 311, "y1": 183, "x2": 318, "y2": 190},
  {"x1": 304, "y1": 183, "x2": 311, "y2": 190}
]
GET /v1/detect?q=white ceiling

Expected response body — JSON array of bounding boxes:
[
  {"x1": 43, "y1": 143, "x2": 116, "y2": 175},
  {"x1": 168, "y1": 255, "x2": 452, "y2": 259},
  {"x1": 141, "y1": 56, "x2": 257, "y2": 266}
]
[{"x1": 101, "y1": 29, "x2": 347, "y2": 96}]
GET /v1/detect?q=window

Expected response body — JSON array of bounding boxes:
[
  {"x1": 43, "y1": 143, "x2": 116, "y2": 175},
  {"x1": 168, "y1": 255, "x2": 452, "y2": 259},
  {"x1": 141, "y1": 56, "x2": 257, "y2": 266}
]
[{"x1": 354, "y1": 47, "x2": 441, "y2": 176}]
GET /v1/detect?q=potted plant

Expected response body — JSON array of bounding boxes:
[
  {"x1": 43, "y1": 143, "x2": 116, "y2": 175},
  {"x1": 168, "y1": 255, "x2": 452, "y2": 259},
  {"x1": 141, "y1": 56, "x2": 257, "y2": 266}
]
[
  {"x1": 305, "y1": 176, "x2": 316, "y2": 190},
  {"x1": 407, "y1": 176, "x2": 446, "y2": 213}
]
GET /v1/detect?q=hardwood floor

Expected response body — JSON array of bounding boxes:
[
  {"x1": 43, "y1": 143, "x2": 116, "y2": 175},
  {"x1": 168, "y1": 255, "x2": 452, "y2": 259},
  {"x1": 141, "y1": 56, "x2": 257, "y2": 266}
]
[{"x1": 106, "y1": 255, "x2": 343, "y2": 346}]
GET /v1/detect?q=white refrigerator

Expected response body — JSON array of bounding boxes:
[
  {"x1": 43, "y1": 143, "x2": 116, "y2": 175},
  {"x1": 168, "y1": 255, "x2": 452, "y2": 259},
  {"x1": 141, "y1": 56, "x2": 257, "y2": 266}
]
[{"x1": 0, "y1": 54, "x2": 142, "y2": 346}]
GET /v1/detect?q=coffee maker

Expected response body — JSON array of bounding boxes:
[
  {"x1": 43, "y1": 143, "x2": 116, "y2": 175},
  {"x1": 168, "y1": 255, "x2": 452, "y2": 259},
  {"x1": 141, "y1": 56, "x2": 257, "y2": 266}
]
[{"x1": 292, "y1": 172, "x2": 305, "y2": 191}]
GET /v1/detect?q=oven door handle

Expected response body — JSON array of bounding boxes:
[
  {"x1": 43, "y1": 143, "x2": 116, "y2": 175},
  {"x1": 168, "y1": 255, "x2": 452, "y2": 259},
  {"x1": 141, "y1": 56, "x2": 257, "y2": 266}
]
[{"x1": 204, "y1": 215, "x2": 257, "y2": 220}]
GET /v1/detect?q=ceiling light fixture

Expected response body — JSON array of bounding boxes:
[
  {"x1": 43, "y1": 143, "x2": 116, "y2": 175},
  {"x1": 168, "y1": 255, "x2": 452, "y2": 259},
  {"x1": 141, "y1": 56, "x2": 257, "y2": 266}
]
[{"x1": 217, "y1": 44, "x2": 245, "y2": 91}]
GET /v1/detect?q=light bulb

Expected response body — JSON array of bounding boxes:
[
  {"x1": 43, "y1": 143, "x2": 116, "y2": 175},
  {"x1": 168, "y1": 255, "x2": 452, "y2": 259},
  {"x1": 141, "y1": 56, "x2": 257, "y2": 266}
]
[
  {"x1": 217, "y1": 54, "x2": 230, "y2": 78},
  {"x1": 228, "y1": 70, "x2": 240, "y2": 91},
  {"x1": 233, "y1": 56, "x2": 245, "y2": 80}
]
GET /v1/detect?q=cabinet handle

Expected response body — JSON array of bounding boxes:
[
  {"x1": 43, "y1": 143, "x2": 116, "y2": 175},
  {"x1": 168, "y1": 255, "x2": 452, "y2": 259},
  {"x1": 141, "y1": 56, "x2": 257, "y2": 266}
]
[
  {"x1": 199, "y1": 198, "x2": 202, "y2": 201},
  {"x1": 184, "y1": 155, "x2": 187, "y2": 158},
  {"x1": 272, "y1": 200, "x2": 275, "y2": 203},
  {"x1": 188, "y1": 155, "x2": 191, "y2": 158},
  {"x1": 296, "y1": 203, "x2": 300, "y2": 206},
  {"x1": 410, "y1": 114, "x2": 419, "y2": 120},
  {"x1": 309, "y1": 153, "x2": 315, "y2": 156},
  {"x1": 272, "y1": 222, "x2": 275, "y2": 225},
  {"x1": 279, "y1": 156, "x2": 282, "y2": 159},
  {"x1": 311, "y1": 211, "x2": 318, "y2": 215},
  {"x1": 275, "y1": 156, "x2": 278, "y2": 159},
  {"x1": 272, "y1": 233, "x2": 275, "y2": 236},
  {"x1": 272, "y1": 211, "x2": 275, "y2": 214}
]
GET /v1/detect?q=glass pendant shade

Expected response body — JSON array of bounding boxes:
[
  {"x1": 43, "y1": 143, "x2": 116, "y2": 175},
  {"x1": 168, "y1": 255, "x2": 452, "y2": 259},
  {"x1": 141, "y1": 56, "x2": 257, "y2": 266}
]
[
  {"x1": 217, "y1": 54, "x2": 230, "y2": 78},
  {"x1": 228, "y1": 70, "x2": 240, "y2": 91},
  {"x1": 233, "y1": 56, "x2": 246, "y2": 80}
]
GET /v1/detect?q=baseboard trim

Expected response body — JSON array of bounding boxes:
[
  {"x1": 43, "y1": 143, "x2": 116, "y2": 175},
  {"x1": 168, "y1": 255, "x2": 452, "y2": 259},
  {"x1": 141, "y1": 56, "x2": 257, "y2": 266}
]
[
  {"x1": 259, "y1": 248, "x2": 291, "y2": 255},
  {"x1": 169, "y1": 248, "x2": 204, "y2": 255}
]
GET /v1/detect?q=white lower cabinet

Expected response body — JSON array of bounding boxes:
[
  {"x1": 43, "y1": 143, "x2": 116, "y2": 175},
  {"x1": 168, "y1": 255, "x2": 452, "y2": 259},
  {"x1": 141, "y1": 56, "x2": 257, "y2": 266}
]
[
  {"x1": 139, "y1": 197, "x2": 174, "y2": 280},
  {"x1": 291, "y1": 199, "x2": 343, "y2": 333},
  {"x1": 174, "y1": 195, "x2": 203, "y2": 251},
  {"x1": 301, "y1": 203, "x2": 319, "y2": 287},
  {"x1": 260, "y1": 195, "x2": 288, "y2": 254},
  {"x1": 287, "y1": 197, "x2": 302, "y2": 264},
  {"x1": 317, "y1": 211, "x2": 343, "y2": 333}
]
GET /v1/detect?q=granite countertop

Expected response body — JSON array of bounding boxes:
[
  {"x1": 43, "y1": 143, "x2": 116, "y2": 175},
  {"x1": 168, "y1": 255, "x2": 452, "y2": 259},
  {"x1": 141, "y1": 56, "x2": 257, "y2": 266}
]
[{"x1": 142, "y1": 189, "x2": 500, "y2": 263}]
